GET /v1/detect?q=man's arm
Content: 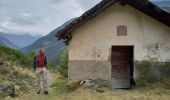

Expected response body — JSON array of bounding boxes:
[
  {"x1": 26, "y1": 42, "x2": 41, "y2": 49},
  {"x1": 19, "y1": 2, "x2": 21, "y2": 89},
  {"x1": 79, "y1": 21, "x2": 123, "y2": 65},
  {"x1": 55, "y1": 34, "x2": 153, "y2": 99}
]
[
  {"x1": 45, "y1": 56, "x2": 47, "y2": 69},
  {"x1": 33, "y1": 56, "x2": 36, "y2": 71}
]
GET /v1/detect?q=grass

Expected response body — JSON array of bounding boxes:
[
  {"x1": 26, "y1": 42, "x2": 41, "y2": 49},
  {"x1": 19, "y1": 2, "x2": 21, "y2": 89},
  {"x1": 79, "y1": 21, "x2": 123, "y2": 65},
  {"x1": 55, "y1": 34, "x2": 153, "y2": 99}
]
[
  {"x1": 0, "y1": 45, "x2": 32, "y2": 68},
  {"x1": 16, "y1": 83, "x2": 170, "y2": 100},
  {"x1": 0, "y1": 45, "x2": 35, "y2": 98},
  {"x1": 15, "y1": 58, "x2": 170, "y2": 100},
  {"x1": 15, "y1": 71, "x2": 170, "y2": 100}
]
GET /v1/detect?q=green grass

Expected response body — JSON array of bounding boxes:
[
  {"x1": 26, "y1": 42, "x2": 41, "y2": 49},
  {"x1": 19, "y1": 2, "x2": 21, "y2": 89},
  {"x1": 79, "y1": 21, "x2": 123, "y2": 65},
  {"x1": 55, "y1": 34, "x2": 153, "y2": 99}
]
[{"x1": 0, "y1": 45, "x2": 32, "y2": 68}]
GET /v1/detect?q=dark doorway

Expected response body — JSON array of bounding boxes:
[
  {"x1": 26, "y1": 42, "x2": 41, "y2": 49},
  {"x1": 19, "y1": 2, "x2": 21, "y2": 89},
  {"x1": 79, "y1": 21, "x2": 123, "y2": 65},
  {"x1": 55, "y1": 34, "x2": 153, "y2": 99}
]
[{"x1": 111, "y1": 46, "x2": 134, "y2": 88}]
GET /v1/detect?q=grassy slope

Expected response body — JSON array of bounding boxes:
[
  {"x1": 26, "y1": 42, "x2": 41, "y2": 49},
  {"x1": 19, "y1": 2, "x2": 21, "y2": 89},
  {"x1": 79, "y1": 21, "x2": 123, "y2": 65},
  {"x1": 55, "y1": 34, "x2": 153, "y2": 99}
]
[
  {"x1": 0, "y1": 45, "x2": 35, "y2": 98},
  {"x1": 0, "y1": 45, "x2": 32, "y2": 67}
]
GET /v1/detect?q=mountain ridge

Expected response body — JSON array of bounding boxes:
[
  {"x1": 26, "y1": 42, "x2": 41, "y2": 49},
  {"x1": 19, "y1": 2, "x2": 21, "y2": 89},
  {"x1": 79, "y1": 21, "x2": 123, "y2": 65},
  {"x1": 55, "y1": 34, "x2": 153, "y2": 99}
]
[
  {"x1": 0, "y1": 32, "x2": 42, "y2": 49},
  {"x1": 21, "y1": 19, "x2": 74, "y2": 63},
  {"x1": 0, "y1": 35, "x2": 19, "y2": 49}
]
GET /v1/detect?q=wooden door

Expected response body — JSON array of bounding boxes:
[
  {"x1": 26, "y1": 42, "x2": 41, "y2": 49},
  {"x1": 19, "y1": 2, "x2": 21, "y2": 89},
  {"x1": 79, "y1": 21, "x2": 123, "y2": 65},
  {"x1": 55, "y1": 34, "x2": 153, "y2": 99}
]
[{"x1": 111, "y1": 46, "x2": 133, "y2": 88}]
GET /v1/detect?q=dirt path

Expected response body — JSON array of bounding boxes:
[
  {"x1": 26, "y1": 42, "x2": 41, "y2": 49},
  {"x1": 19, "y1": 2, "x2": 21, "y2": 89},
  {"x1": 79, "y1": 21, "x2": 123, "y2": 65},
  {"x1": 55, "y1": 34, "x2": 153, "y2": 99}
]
[{"x1": 47, "y1": 71, "x2": 54, "y2": 86}]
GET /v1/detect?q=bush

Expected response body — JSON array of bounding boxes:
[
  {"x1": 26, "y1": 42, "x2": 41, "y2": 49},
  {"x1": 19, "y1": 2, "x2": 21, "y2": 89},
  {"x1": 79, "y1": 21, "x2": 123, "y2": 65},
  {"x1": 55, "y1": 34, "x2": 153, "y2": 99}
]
[
  {"x1": 157, "y1": 61, "x2": 170, "y2": 78},
  {"x1": 135, "y1": 61, "x2": 154, "y2": 84},
  {"x1": 135, "y1": 60, "x2": 170, "y2": 87},
  {"x1": 58, "y1": 49, "x2": 68, "y2": 78}
]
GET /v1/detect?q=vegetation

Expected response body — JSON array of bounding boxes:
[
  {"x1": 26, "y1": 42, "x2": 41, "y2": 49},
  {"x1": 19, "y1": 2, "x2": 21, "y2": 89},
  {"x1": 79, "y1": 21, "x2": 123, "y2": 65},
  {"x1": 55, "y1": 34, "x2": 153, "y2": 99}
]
[
  {"x1": 0, "y1": 45, "x2": 35, "y2": 98},
  {"x1": 18, "y1": 72, "x2": 170, "y2": 100},
  {"x1": 50, "y1": 78, "x2": 68, "y2": 95},
  {"x1": 57, "y1": 49, "x2": 68, "y2": 78},
  {"x1": 0, "y1": 45, "x2": 32, "y2": 68},
  {"x1": 27, "y1": 49, "x2": 36, "y2": 59},
  {"x1": 135, "y1": 60, "x2": 170, "y2": 88}
]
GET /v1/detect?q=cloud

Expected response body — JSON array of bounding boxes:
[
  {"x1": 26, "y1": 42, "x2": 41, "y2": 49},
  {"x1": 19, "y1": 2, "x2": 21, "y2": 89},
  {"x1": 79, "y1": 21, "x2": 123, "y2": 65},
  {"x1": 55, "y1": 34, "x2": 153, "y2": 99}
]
[
  {"x1": 75, "y1": 0, "x2": 102, "y2": 11},
  {"x1": 0, "y1": 0, "x2": 102, "y2": 35}
]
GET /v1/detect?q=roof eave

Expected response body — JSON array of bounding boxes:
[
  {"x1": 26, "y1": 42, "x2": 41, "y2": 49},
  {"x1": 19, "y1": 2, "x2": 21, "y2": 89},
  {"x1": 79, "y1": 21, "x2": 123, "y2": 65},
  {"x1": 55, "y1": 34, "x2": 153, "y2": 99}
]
[{"x1": 56, "y1": 0, "x2": 170, "y2": 42}]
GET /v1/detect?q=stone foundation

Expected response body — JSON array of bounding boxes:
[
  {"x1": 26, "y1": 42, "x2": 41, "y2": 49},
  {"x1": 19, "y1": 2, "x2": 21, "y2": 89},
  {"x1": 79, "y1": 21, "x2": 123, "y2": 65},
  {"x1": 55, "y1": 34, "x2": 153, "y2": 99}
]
[{"x1": 68, "y1": 60, "x2": 111, "y2": 80}]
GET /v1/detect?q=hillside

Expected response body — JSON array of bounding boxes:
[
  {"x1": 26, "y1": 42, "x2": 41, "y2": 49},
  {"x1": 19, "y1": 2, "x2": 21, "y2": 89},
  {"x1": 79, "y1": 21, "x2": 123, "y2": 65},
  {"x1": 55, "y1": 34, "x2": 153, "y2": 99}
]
[
  {"x1": 0, "y1": 45, "x2": 34, "y2": 98},
  {"x1": 0, "y1": 36, "x2": 19, "y2": 49},
  {"x1": 21, "y1": 19, "x2": 74, "y2": 63},
  {"x1": 0, "y1": 32, "x2": 42, "y2": 49}
]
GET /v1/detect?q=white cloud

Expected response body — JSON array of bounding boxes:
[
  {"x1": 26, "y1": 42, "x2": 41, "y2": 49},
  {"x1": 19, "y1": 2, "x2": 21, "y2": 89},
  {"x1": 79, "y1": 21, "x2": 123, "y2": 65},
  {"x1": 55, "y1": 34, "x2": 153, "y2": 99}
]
[{"x1": 0, "y1": 0, "x2": 102, "y2": 35}]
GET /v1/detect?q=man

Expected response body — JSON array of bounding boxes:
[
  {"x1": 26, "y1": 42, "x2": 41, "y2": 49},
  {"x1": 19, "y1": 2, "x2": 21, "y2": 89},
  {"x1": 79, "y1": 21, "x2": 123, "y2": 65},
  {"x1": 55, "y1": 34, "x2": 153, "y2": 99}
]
[{"x1": 33, "y1": 49, "x2": 49, "y2": 94}]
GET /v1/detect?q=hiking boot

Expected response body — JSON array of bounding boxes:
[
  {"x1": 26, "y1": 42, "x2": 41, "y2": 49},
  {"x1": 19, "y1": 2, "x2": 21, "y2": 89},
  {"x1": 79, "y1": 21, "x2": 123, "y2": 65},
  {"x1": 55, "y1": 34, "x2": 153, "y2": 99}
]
[
  {"x1": 37, "y1": 91, "x2": 41, "y2": 94},
  {"x1": 44, "y1": 90, "x2": 48, "y2": 95}
]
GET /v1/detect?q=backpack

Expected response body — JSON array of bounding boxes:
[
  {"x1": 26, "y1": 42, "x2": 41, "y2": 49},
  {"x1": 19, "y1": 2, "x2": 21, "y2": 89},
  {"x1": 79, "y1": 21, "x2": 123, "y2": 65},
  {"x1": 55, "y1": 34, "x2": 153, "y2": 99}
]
[{"x1": 36, "y1": 54, "x2": 45, "y2": 67}]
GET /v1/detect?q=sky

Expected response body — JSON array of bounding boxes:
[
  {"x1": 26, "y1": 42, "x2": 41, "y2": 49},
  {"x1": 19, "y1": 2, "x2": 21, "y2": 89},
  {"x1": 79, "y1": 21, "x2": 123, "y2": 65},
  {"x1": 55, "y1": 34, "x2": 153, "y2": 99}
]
[
  {"x1": 0, "y1": 0, "x2": 102, "y2": 36},
  {"x1": 0, "y1": 0, "x2": 164, "y2": 36}
]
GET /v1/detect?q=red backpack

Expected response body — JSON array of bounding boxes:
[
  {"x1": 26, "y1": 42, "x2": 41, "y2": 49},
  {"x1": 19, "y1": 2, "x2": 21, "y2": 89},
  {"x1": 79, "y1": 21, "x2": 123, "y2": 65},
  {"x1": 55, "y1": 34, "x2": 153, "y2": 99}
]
[{"x1": 36, "y1": 54, "x2": 45, "y2": 67}]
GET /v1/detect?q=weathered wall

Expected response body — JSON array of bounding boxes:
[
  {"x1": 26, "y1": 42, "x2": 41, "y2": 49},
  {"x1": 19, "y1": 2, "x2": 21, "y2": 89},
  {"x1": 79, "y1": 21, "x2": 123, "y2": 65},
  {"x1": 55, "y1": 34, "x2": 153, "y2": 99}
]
[
  {"x1": 68, "y1": 4, "x2": 170, "y2": 80},
  {"x1": 142, "y1": 16, "x2": 170, "y2": 62}
]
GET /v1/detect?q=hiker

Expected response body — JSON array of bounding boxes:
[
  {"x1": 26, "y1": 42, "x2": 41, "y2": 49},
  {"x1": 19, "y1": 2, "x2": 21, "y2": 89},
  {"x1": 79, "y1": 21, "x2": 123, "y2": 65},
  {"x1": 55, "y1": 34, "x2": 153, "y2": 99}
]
[{"x1": 33, "y1": 49, "x2": 49, "y2": 94}]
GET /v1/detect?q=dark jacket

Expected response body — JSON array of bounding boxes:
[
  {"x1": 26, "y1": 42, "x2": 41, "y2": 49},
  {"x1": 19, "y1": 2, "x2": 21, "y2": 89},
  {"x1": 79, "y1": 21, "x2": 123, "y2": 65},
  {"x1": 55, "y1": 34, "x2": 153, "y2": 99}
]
[{"x1": 33, "y1": 56, "x2": 47, "y2": 70}]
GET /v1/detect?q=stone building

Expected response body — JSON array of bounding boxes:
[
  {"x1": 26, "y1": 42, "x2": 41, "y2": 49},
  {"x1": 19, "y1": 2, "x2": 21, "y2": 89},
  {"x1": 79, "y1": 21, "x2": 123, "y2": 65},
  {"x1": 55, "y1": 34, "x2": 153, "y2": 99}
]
[{"x1": 56, "y1": 0, "x2": 170, "y2": 88}]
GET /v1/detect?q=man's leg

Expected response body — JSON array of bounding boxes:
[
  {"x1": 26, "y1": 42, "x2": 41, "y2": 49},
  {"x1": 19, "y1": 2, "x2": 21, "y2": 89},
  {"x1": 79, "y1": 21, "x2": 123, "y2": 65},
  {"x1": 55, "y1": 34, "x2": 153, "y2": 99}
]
[
  {"x1": 36, "y1": 70, "x2": 41, "y2": 94},
  {"x1": 42, "y1": 68, "x2": 48, "y2": 94}
]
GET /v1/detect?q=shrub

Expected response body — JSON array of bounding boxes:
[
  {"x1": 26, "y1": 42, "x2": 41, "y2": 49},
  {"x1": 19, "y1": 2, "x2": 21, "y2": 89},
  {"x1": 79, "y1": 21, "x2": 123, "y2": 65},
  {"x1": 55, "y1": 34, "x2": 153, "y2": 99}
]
[
  {"x1": 135, "y1": 60, "x2": 154, "y2": 85},
  {"x1": 58, "y1": 49, "x2": 68, "y2": 78},
  {"x1": 157, "y1": 61, "x2": 170, "y2": 78},
  {"x1": 135, "y1": 60, "x2": 170, "y2": 87}
]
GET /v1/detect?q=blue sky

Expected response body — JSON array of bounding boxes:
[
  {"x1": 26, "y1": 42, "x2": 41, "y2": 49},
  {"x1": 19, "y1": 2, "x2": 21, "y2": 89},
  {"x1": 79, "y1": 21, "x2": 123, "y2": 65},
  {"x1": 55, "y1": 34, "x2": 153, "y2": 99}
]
[{"x1": 0, "y1": 0, "x2": 164, "y2": 36}]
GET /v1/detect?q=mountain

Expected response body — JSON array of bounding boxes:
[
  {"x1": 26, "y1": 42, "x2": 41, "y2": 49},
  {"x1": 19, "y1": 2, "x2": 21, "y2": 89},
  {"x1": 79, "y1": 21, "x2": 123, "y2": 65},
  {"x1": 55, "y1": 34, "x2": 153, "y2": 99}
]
[
  {"x1": 0, "y1": 36, "x2": 19, "y2": 49},
  {"x1": 0, "y1": 32, "x2": 42, "y2": 49},
  {"x1": 21, "y1": 19, "x2": 74, "y2": 63},
  {"x1": 152, "y1": 0, "x2": 170, "y2": 13}
]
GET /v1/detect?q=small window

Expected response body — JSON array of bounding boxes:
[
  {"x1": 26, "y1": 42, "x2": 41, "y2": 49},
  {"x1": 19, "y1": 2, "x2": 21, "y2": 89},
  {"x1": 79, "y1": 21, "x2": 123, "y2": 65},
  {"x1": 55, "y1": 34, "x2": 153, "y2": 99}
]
[{"x1": 117, "y1": 25, "x2": 127, "y2": 36}]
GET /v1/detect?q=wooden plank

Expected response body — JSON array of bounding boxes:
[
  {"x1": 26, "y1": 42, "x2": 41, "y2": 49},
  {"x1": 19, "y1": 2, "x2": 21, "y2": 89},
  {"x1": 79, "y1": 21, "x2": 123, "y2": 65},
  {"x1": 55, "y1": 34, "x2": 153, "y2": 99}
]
[{"x1": 111, "y1": 46, "x2": 132, "y2": 88}]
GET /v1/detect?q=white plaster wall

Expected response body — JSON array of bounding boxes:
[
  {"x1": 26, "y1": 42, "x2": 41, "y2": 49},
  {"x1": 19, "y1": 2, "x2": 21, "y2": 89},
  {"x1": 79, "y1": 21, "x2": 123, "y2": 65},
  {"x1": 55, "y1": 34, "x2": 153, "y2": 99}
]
[
  {"x1": 69, "y1": 4, "x2": 170, "y2": 62},
  {"x1": 142, "y1": 14, "x2": 170, "y2": 62},
  {"x1": 68, "y1": 4, "x2": 170, "y2": 80}
]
